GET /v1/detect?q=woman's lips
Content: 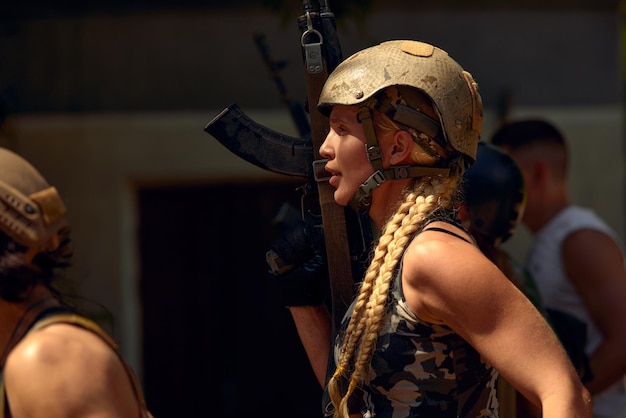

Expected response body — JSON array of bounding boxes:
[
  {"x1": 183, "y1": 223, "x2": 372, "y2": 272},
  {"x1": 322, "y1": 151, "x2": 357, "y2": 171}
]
[{"x1": 325, "y1": 165, "x2": 340, "y2": 188}]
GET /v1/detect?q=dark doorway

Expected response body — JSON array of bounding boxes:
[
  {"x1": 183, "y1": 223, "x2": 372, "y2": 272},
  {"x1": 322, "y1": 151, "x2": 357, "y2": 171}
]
[{"x1": 138, "y1": 180, "x2": 323, "y2": 418}]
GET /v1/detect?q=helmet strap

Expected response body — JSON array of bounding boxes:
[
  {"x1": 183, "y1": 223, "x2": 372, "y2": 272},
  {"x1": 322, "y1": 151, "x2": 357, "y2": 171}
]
[
  {"x1": 357, "y1": 107, "x2": 384, "y2": 173},
  {"x1": 351, "y1": 165, "x2": 452, "y2": 210},
  {"x1": 351, "y1": 106, "x2": 451, "y2": 210},
  {"x1": 392, "y1": 104, "x2": 443, "y2": 147},
  {"x1": 352, "y1": 107, "x2": 383, "y2": 209}
]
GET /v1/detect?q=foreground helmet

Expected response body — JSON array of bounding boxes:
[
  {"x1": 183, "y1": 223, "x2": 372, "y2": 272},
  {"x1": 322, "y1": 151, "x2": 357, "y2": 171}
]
[
  {"x1": 317, "y1": 40, "x2": 483, "y2": 208},
  {"x1": 463, "y1": 142, "x2": 526, "y2": 243},
  {"x1": 0, "y1": 147, "x2": 69, "y2": 261}
]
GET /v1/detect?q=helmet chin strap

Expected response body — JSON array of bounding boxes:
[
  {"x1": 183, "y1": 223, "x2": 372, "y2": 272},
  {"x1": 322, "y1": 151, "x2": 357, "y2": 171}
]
[{"x1": 350, "y1": 107, "x2": 451, "y2": 211}]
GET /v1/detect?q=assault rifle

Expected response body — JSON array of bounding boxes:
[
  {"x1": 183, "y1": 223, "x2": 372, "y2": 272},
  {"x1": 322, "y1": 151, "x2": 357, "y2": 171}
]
[{"x1": 204, "y1": 0, "x2": 371, "y2": 332}]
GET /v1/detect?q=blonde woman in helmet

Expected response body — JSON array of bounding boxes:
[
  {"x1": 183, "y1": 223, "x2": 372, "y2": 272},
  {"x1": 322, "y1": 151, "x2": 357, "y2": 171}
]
[
  {"x1": 0, "y1": 147, "x2": 153, "y2": 418},
  {"x1": 287, "y1": 40, "x2": 592, "y2": 418}
]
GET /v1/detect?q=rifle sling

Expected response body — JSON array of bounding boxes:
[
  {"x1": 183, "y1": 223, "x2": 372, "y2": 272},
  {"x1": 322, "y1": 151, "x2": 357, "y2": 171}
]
[{"x1": 304, "y1": 63, "x2": 355, "y2": 334}]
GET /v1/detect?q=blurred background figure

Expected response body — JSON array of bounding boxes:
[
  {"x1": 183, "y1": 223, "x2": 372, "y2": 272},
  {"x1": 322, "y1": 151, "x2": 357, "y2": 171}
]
[
  {"x1": 461, "y1": 142, "x2": 543, "y2": 311},
  {"x1": 460, "y1": 141, "x2": 542, "y2": 418},
  {"x1": 491, "y1": 119, "x2": 626, "y2": 418}
]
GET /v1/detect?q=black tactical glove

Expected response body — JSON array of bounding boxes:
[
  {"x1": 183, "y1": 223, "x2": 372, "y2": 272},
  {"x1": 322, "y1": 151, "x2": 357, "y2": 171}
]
[{"x1": 266, "y1": 221, "x2": 328, "y2": 307}]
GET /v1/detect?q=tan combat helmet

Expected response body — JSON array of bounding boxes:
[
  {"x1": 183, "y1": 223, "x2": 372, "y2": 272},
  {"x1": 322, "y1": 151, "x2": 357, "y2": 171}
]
[
  {"x1": 0, "y1": 147, "x2": 69, "y2": 262},
  {"x1": 318, "y1": 39, "x2": 483, "y2": 163}
]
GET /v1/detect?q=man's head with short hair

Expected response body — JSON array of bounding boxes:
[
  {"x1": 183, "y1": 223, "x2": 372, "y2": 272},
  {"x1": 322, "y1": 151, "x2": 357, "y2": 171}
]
[
  {"x1": 490, "y1": 119, "x2": 566, "y2": 150},
  {"x1": 489, "y1": 118, "x2": 570, "y2": 232},
  {"x1": 490, "y1": 119, "x2": 568, "y2": 181}
]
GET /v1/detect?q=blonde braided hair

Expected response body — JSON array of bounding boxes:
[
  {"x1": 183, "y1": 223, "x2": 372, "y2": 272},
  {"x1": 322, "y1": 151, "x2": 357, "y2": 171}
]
[{"x1": 327, "y1": 111, "x2": 463, "y2": 418}]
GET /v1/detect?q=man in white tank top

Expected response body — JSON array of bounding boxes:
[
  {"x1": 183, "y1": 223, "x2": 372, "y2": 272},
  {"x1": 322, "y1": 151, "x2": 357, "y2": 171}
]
[{"x1": 492, "y1": 119, "x2": 626, "y2": 418}]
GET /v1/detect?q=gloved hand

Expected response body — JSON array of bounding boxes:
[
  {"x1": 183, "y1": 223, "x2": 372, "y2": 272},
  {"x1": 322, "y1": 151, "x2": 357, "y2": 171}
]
[{"x1": 266, "y1": 221, "x2": 328, "y2": 307}]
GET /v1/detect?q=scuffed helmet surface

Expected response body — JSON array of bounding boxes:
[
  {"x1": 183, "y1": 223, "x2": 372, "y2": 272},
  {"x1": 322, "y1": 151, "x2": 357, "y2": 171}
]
[{"x1": 318, "y1": 40, "x2": 483, "y2": 162}]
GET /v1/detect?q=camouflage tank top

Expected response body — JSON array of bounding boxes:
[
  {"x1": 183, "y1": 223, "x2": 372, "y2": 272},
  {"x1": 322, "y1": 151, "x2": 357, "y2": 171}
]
[{"x1": 324, "y1": 227, "x2": 500, "y2": 417}]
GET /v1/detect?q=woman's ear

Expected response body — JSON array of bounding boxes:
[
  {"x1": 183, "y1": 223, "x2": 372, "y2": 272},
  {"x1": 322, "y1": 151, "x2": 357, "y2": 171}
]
[{"x1": 388, "y1": 130, "x2": 414, "y2": 165}]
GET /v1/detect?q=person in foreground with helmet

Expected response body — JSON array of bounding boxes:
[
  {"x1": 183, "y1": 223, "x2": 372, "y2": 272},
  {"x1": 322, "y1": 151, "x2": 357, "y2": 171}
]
[
  {"x1": 491, "y1": 119, "x2": 626, "y2": 418},
  {"x1": 0, "y1": 147, "x2": 153, "y2": 418},
  {"x1": 273, "y1": 40, "x2": 592, "y2": 418}
]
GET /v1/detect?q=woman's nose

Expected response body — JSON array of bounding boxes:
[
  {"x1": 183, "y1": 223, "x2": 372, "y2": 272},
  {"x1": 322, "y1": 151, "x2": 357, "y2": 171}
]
[{"x1": 319, "y1": 135, "x2": 334, "y2": 159}]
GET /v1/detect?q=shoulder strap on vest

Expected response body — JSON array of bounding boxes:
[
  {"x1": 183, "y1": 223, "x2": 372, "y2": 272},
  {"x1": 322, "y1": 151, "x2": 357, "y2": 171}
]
[{"x1": 28, "y1": 313, "x2": 119, "y2": 348}]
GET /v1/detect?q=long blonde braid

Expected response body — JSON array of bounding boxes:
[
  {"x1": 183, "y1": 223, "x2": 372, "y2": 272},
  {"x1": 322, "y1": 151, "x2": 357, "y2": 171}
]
[{"x1": 328, "y1": 174, "x2": 461, "y2": 418}]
